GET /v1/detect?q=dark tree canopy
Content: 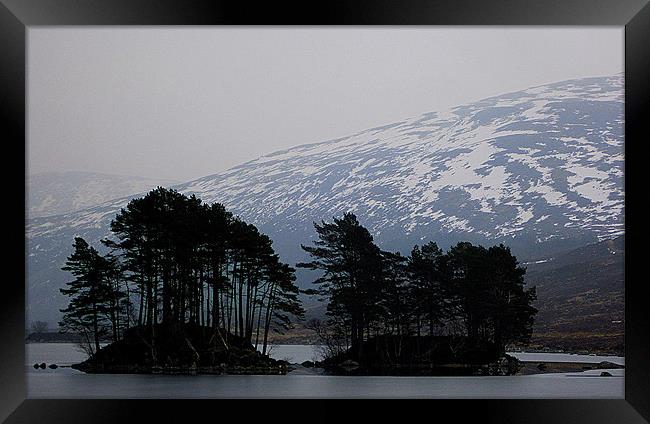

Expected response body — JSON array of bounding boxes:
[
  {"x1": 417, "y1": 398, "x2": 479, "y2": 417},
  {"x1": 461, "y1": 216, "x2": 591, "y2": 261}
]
[{"x1": 446, "y1": 242, "x2": 537, "y2": 353}]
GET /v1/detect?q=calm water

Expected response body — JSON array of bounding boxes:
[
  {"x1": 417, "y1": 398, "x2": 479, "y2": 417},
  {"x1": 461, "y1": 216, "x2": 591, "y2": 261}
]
[{"x1": 26, "y1": 343, "x2": 624, "y2": 398}]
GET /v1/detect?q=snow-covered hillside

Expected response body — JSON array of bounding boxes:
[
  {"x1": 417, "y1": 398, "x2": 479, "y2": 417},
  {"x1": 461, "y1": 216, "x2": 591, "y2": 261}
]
[
  {"x1": 27, "y1": 75, "x2": 624, "y2": 325},
  {"x1": 28, "y1": 171, "x2": 178, "y2": 218}
]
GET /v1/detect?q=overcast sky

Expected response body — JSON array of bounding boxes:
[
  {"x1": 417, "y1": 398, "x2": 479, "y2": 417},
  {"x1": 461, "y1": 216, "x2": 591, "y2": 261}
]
[{"x1": 28, "y1": 27, "x2": 623, "y2": 182}]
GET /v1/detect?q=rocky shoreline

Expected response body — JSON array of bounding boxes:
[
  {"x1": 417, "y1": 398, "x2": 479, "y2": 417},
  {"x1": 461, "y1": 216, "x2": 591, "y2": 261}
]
[
  {"x1": 309, "y1": 354, "x2": 521, "y2": 377},
  {"x1": 71, "y1": 362, "x2": 290, "y2": 375}
]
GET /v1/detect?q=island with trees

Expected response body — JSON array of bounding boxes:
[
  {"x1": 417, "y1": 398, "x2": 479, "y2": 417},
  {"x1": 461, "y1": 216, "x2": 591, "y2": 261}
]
[
  {"x1": 59, "y1": 188, "x2": 304, "y2": 374},
  {"x1": 58, "y1": 188, "x2": 537, "y2": 376},
  {"x1": 298, "y1": 213, "x2": 537, "y2": 375}
]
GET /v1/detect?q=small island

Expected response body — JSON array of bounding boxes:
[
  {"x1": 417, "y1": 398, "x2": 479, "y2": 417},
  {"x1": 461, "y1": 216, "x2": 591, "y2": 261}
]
[
  {"x1": 59, "y1": 188, "x2": 537, "y2": 376},
  {"x1": 297, "y1": 213, "x2": 535, "y2": 376},
  {"x1": 59, "y1": 188, "x2": 303, "y2": 374}
]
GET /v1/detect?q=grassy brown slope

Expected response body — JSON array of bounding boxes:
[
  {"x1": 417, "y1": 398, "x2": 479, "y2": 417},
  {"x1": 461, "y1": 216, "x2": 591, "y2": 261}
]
[{"x1": 524, "y1": 236, "x2": 624, "y2": 354}]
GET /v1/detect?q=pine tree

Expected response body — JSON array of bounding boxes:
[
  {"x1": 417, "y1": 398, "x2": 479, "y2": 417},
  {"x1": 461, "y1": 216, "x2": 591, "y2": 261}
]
[
  {"x1": 407, "y1": 242, "x2": 450, "y2": 336},
  {"x1": 446, "y1": 242, "x2": 537, "y2": 353},
  {"x1": 100, "y1": 252, "x2": 128, "y2": 342},
  {"x1": 59, "y1": 237, "x2": 113, "y2": 355},
  {"x1": 379, "y1": 250, "x2": 409, "y2": 339},
  {"x1": 298, "y1": 213, "x2": 383, "y2": 360},
  {"x1": 482, "y1": 244, "x2": 537, "y2": 354}
]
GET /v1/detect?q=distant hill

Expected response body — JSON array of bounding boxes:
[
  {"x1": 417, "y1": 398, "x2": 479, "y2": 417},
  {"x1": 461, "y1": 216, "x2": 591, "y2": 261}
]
[
  {"x1": 27, "y1": 171, "x2": 179, "y2": 218},
  {"x1": 524, "y1": 235, "x2": 624, "y2": 354}
]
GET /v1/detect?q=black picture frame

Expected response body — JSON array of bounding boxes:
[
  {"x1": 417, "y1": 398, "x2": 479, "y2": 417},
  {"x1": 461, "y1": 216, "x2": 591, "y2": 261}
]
[{"x1": 2, "y1": 0, "x2": 649, "y2": 422}]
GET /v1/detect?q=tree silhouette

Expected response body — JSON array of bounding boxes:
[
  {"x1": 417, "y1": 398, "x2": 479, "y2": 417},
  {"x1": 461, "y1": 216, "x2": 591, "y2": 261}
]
[
  {"x1": 298, "y1": 213, "x2": 386, "y2": 361},
  {"x1": 59, "y1": 237, "x2": 124, "y2": 355},
  {"x1": 302, "y1": 213, "x2": 538, "y2": 365},
  {"x1": 62, "y1": 187, "x2": 304, "y2": 364},
  {"x1": 407, "y1": 242, "x2": 450, "y2": 337}
]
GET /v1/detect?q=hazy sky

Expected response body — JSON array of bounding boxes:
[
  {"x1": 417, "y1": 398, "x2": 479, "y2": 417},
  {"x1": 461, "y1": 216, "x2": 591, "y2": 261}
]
[{"x1": 28, "y1": 27, "x2": 623, "y2": 182}]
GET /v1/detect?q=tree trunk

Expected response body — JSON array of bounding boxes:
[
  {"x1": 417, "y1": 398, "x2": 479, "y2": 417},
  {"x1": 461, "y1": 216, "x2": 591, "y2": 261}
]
[
  {"x1": 262, "y1": 284, "x2": 276, "y2": 356},
  {"x1": 92, "y1": 302, "x2": 101, "y2": 355}
]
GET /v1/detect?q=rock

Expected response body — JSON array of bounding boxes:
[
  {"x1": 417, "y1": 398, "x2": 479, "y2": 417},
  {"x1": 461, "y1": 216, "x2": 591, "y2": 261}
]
[
  {"x1": 48, "y1": 364, "x2": 58, "y2": 369},
  {"x1": 340, "y1": 360, "x2": 359, "y2": 369},
  {"x1": 597, "y1": 361, "x2": 622, "y2": 369},
  {"x1": 600, "y1": 371, "x2": 613, "y2": 377}
]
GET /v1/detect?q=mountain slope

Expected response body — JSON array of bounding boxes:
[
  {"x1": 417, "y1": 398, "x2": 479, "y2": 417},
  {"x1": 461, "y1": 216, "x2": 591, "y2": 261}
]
[
  {"x1": 181, "y1": 74, "x2": 624, "y2": 262},
  {"x1": 28, "y1": 171, "x2": 178, "y2": 218},
  {"x1": 525, "y1": 235, "x2": 624, "y2": 353},
  {"x1": 27, "y1": 75, "x2": 624, "y2": 325}
]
